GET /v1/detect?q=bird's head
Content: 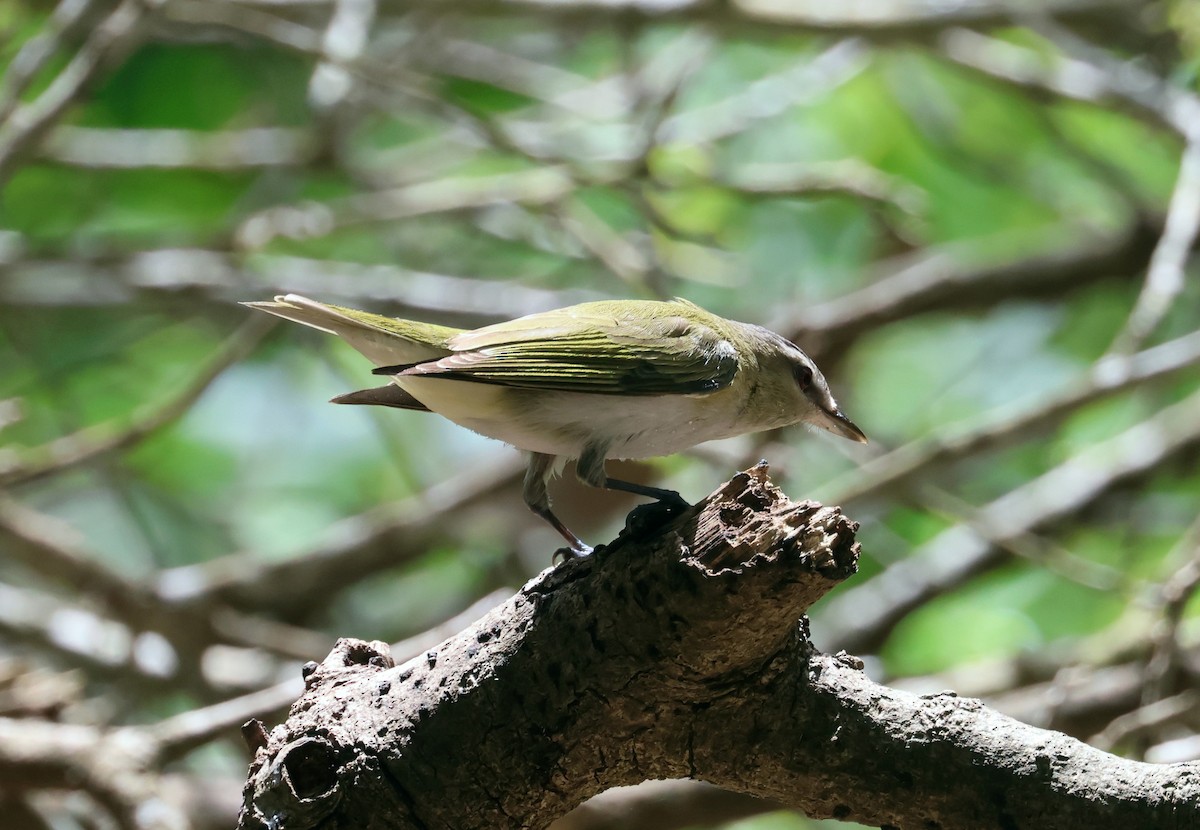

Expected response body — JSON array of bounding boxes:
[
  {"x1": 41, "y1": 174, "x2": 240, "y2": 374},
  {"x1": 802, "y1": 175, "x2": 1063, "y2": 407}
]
[{"x1": 738, "y1": 325, "x2": 867, "y2": 444}]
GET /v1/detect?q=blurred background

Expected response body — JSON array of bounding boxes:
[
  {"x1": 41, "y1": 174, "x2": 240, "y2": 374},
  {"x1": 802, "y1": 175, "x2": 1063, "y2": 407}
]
[{"x1": 1, "y1": 0, "x2": 1199, "y2": 828}]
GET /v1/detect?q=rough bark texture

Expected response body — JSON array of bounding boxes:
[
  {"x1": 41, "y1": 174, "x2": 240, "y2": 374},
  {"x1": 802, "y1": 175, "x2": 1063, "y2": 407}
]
[{"x1": 237, "y1": 465, "x2": 1200, "y2": 830}]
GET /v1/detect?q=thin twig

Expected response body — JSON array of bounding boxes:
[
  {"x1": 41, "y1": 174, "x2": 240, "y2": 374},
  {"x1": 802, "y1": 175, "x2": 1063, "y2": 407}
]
[
  {"x1": 0, "y1": 0, "x2": 145, "y2": 187},
  {"x1": 1141, "y1": 516, "x2": 1200, "y2": 706},
  {"x1": 824, "y1": 329, "x2": 1200, "y2": 505},
  {"x1": 818, "y1": 385, "x2": 1200, "y2": 656},
  {"x1": 1107, "y1": 139, "x2": 1200, "y2": 354},
  {"x1": 0, "y1": 0, "x2": 104, "y2": 124},
  {"x1": 234, "y1": 166, "x2": 578, "y2": 249}
]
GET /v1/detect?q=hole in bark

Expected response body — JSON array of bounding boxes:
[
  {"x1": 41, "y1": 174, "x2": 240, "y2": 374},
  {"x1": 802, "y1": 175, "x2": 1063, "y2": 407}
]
[
  {"x1": 344, "y1": 642, "x2": 384, "y2": 666},
  {"x1": 832, "y1": 805, "x2": 851, "y2": 820},
  {"x1": 283, "y1": 741, "x2": 339, "y2": 800},
  {"x1": 720, "y1": 505, "x2": 747, "y2": 526},
  {"x1": 736, "y1": 488, "x2": 771, "y2": 511}
]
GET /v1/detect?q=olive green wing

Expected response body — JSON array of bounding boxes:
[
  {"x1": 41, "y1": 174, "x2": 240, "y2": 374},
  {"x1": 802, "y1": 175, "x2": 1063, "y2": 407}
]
[{"x1": 378, "y1": 305, "x2": 739, "y2": 396}]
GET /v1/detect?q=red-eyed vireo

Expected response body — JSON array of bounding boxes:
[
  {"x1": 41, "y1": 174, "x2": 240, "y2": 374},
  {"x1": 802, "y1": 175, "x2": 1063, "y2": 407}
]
[{"x1": 245, "y1": 295, "x2": 866, "y2": 555}]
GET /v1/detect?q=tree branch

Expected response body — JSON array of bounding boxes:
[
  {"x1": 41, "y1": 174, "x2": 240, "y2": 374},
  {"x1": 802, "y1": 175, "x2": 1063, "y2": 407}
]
[{"x1": 237, "y1": 464, "x2": 1199, "y2": 829}]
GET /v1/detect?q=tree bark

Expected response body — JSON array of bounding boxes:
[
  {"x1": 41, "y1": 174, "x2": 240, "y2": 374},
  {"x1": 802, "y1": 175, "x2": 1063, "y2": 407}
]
[{"x1": 237, "y1": 464, "x2": 1200, "y2": 830}]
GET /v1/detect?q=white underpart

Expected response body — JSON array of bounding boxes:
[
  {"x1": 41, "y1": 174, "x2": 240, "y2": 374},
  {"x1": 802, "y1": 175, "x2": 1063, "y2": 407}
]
[{"x1": 397, "y1": 376, "x2": 746, "y2": 459}]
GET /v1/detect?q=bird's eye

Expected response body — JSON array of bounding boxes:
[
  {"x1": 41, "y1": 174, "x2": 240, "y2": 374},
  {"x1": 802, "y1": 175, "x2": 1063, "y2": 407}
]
[{"x1": 794, "y1": 364, "x2": 813, "y2": 389}]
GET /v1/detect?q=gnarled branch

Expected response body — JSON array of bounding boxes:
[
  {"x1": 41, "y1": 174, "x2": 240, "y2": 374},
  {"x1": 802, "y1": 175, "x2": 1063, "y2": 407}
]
[{"x1": 238, "y1": 465, "x2": 1200, "y2": 829}]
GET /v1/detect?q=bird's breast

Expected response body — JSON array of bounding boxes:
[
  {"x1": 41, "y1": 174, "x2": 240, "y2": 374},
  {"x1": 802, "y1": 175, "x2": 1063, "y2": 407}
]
[{"x1": 396, "y1": 377, "x2": 748, "y2": 460}]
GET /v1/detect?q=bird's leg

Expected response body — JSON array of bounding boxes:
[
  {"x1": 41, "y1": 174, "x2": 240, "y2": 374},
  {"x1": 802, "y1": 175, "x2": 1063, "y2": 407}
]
[
  {"x1": 575, "y1": 443, "x2": 690, "y2": 536},
  {"x1": 524, "y1": 452, "x2": 592, "y2": 558}
]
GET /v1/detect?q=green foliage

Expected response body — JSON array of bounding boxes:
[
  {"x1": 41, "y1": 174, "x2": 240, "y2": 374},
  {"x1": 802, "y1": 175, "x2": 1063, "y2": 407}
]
[{"x1": 2, "y1": 9, "x2": 1198, "y2": 828}]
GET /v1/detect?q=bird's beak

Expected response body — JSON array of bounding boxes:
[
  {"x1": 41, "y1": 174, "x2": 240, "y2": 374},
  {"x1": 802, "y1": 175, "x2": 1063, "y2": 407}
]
[{"x1": 816, "y1": 407, "x2": 868, "y2": 444}]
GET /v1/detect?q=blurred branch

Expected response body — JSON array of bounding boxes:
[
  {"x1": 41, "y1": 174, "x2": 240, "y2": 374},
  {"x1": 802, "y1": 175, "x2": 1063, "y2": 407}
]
[
  {"x1": 307, "y1": 0, "x2": 376, "y2": 112},
  {"x1": 0, "y1": 504, "x2": 319, "y2": 698},
  {"x1": 0, "y1": 580, "x2": 182, "y2": 691},
  {"x1": 151, "y1": 676, "x2": 305, "y2": 761},
  {"x1": 209, "y1": 609, "x2": 336, "y2": 662},
  {"x1": 37, "y1": 125, "x2": 320, "y2": 169},
  {"x1": 310, "y1": 0, "x2": 1145, "y2": 37},
  {"x1": 826, "y1": 328, "x2": 1200, "y2": 505},
  {"x1": 0, "y1": 717, "x2": 186, "y2": 830},
  {"x1": 234, "y1": 166, "x2": 577, "y2": 248},
  {"x1": 1090, "y1": 691, "x2": 1200, "y2": 754},
  {"x1": 161, "y1": 0, "x2": 326, "y2": 53},
  {"x1": 251, "y1": 254, "x2": 607, "y2": 317},
  {"x1": 657, "y1": 39, "x2": 871, "y2": 145},
  {"x1": 415, "y1": 37, "x2": 628, "y2": 117},
  {"x1": 0, "y1": 248, "x2": 604, "y2": 323},
  {"x1": 1028, "y1": 17, "x2": 1200, "y2": 140},
  {"x1": 1142, "y1": 516, "x2": 1200, "y2": 706},
  {"x1": 0, "y1": 0, "x2": 145, "y2": 187},
  {"x1": 914, "y1": 484, "x2": 1134, "y2": 595},
  {"x1": 0, "y1": 315, "x2": 275, "y2": 489},
  {"x1": 0, "y1": 661, "x2": 84, "y2": 720},
  {"x1": 0, "y1": 0, "x2": 106, "y2": 124},
  {"x1": 894, "y1": 637, "x2": 1200, "y2": 741},
  {"x1": 721, "y1": 160, "x2": 927, "y2": 217},
  {"x1": 818, "y1": 384, "x2": 1200, "y2": 656},
  {"x1": 550, "y1": 781, "x2": 778, "y2": 830},
  {"x1": 719, "y1": 159, "x2": 927, "y2": 244},
  {"x1": 793, "y1": 219, "x2": 1159, "y2": 360},
  {"x1": 0, "y1": 500, "x2": 157, "y2": 623},
  {"x1": 938, "y1": 28, "x2": 1193, "y2": 136},
  {"x1": 0, "y1": 794, "x2": 55, "y2": 830},
  {"x1": 951, "y1": 23, "x2": 1200, "y2": 358},
  {"x1": 1108, "y1": 138, "x2": 1200, "y2": 354},
  {"x1": 155, "y1": 453, "x2": 526, "y2": 618},
  {"x1": 152, "y1": 588, "x2": 509, "y2": 761},
  {"x1": 553, "y1": 197, "x2": 653, "y2": 292}
]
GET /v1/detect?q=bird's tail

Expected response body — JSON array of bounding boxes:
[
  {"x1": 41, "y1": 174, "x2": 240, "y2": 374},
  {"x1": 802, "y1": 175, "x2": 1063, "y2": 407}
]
[{"x1": 243, "y1": 294, "x2": 461, "y2": 367}]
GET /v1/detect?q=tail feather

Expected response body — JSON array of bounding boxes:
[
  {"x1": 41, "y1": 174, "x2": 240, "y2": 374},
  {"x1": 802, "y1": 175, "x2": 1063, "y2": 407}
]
[
  {"x1": 330, "y1": 384, "x2": 431, "y2": 412},
  {"x1": 243, "y1": 294, "x2": 458, "y2": 367}
]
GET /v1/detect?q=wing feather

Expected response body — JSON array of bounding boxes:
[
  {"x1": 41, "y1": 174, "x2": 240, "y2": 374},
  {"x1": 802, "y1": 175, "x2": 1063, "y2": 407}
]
[{"x1": 391, "y1": 302, "x2": 739, "y2": 396}]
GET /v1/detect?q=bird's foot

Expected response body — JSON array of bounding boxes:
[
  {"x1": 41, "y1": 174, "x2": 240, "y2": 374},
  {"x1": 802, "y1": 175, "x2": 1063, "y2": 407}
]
[
  {"x1": 553, "y1": 543, "x2": 594, "y2": 564},
  {"x1": 624, "y1": 493, "x2": 690, "y2": 538}
]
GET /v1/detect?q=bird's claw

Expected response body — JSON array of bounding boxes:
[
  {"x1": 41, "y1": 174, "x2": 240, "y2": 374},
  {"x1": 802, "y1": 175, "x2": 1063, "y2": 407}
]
[
  {"x1": 624, "y1": 495, "x2": 690, "y2": 538},
  {"x1": 553, "y1": 544, "x2": 593, "y2": 564}
]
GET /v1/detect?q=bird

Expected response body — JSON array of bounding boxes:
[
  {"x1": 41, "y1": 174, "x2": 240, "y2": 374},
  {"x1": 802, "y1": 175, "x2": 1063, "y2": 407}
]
[{"x1": 245, "y1": 294, "x2": 867, "y2": 555}]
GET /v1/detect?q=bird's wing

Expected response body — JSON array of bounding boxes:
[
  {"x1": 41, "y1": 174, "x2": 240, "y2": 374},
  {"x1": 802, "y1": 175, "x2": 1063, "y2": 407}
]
[{"x1": 378, "y1": 307, "x2": 739, "y2": 396}]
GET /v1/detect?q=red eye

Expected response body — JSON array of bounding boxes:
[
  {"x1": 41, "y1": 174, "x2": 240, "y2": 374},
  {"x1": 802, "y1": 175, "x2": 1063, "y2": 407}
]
[{"x1": 794, "y1": 365, "x2": 813, "y2": 389}]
